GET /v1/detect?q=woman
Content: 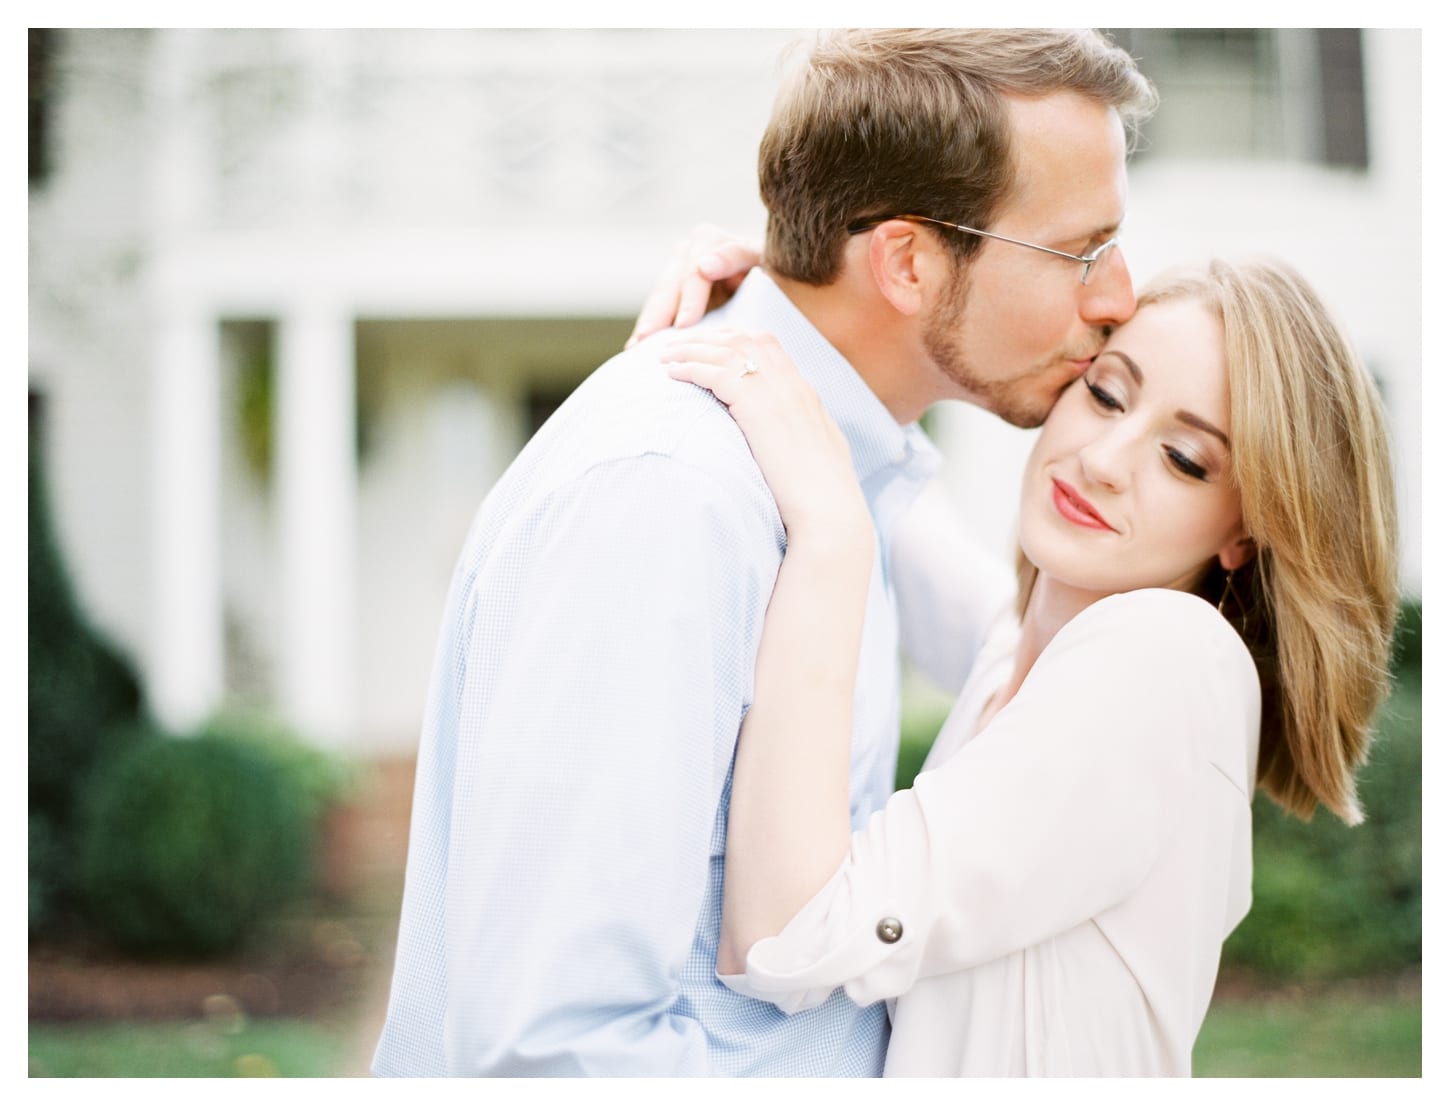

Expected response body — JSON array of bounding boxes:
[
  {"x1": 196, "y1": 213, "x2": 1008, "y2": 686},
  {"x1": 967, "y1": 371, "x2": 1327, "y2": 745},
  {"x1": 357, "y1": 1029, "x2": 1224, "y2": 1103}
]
[{"x1": 643, "y1": 254, "x2": 1398, "y2": 1075}]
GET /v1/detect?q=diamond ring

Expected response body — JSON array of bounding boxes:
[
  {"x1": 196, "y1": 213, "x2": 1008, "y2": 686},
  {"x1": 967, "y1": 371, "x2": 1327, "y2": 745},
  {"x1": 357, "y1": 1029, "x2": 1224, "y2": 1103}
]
[{"x1": 738, "y1": 359, "x2": 762, "y2": 379}]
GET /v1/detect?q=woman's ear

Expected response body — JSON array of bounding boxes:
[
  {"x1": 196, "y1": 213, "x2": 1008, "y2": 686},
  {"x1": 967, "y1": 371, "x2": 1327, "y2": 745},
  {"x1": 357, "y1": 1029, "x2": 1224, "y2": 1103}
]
[{"x1": 1218, "y1": 536, "x2": 1257, "y2": 572}]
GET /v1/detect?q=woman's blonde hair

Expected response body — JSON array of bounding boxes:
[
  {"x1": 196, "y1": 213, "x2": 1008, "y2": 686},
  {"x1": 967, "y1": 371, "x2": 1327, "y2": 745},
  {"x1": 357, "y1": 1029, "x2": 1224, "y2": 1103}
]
[{"x1": 1017, "y1": 258, "x2": 1400, "y2": 824}]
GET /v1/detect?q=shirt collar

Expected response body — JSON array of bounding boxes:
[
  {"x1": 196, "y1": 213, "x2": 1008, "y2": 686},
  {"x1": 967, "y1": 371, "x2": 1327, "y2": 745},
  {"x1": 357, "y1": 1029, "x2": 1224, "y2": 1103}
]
[{"x1": 709, "y1": 270, "x2": 941, "y2": 489}]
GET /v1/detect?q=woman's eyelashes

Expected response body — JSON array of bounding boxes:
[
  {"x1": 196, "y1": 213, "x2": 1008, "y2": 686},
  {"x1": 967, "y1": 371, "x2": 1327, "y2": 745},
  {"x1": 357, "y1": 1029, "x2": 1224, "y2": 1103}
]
[
  {"x1": 1164, "y1": 447, "x2": 1209, "y2": 480},
  {"x1": 1085, "y1": 379, "x2": 1123, "y2": 412}
]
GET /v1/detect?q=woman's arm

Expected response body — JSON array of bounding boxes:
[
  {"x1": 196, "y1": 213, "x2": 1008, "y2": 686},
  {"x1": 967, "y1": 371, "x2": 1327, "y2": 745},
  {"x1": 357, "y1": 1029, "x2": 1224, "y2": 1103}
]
[
  {"x1": 721, "y1": 516, "x2": 872, "y2": 973},
  {"x1": 658, "y1": 331, "x2": 873, "y2": 975},
  {"x1": 736, "y1": 590, "x2": 1260, "y2": 1012}
]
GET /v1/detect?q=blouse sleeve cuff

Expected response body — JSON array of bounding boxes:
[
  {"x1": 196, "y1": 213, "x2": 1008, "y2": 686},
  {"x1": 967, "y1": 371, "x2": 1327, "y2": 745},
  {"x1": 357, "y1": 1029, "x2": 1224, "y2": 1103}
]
[
  {"x1": 714, "y1": 964, "x2": 837, "y2": 1015},
  {"x1": 713, "y1": 807, "x2": 932, "y2": 1013}
]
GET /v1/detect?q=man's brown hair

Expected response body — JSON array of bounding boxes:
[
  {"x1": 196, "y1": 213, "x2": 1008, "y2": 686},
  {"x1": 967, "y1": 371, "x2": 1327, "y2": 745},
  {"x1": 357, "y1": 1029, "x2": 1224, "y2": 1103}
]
[{"x1": 759, "y1": 29, "x2": 1157, "y2": 285}]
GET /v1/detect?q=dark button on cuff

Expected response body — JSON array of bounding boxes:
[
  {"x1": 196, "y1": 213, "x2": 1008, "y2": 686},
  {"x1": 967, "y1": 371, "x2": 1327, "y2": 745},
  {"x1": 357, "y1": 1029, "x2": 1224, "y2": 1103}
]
[{"x1": 875, "y1": 917, "x2": 903, "y2": 944}]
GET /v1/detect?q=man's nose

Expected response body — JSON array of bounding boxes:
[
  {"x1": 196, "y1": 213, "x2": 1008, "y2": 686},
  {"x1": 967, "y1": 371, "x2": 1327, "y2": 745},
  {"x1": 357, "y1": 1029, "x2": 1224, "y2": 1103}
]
[{"x1": 1081, "y1": 247, "x2": 1136, "y2": 329}]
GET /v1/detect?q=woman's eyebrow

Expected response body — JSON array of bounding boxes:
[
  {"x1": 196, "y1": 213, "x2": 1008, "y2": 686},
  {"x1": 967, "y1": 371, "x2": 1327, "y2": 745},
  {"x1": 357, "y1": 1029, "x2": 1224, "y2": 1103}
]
[
  {"x1": 1097, "y1": 349, "x2": 1142, "y2": 384},
  {"x1": 1177, "y1": 410, "x2": 1230, "y2": 448}
]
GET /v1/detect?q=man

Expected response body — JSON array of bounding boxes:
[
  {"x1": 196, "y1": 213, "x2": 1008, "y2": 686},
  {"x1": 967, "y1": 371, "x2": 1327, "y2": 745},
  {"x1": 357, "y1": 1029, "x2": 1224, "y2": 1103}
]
[{"x1": 373, "y1": 29, "x2": 1155, "y2": 1076}]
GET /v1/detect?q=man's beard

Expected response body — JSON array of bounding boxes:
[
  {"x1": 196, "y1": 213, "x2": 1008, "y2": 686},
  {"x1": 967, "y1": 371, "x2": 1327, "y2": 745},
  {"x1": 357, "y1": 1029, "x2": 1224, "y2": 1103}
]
[{"x1": 922, "y1": 262, "x2": 1058, "y2": 431}]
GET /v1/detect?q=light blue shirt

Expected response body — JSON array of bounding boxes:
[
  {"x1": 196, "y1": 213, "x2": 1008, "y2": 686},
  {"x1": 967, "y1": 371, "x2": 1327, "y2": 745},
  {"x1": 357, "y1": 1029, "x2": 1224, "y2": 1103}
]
[{"x1": 372, "y1": 271, "x2": 940, "y2": 1076}]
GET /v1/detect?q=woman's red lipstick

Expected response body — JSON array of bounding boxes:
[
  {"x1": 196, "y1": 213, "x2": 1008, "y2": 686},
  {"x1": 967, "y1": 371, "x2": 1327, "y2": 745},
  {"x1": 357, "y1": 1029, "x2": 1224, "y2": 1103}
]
[{"x1": 1051, "y1": 478, "x2": 1114, "y2": 531}]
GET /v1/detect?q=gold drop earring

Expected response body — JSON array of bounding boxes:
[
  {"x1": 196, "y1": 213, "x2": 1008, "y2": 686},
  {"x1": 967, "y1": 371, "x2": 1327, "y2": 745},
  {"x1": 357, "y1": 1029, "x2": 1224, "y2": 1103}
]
[{"x1": 1217, "y1": 568, "x2": 1238, "y2": 615}]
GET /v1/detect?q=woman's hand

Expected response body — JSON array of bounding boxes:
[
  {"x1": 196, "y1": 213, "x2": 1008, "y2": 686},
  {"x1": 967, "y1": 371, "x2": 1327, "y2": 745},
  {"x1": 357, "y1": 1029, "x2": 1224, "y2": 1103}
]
[
  {"x1": 626, "y1": 225, "x2": 762, "y2": 348},
  {"x1": 661, "y1": 330, "x2": 871, "y2": 544}
]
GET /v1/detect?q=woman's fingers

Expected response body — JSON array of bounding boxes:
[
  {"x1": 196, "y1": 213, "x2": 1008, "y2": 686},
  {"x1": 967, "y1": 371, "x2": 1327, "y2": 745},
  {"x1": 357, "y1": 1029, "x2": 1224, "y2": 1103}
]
[
  {"x1": 661, "y1": 331, "x2": 789, "y2": 376},
  {"x1": 628, "y1": 237, "x2": 693, "y2": 349},
  {"x1": 691, "y1": 241, "x2": 762, "y2": 321},
  {"x1": 628, "y1": 227, "x2": 763, "y2": 348},
  {"x1": 660, "y1": 329, "x2": 862, "y2": 534},
  {"x1": 659, "y1": 336, "x2": 753, "y2": 369},
  {"x1": 672, "y1": 272, "x2": 718, "y2": 335},
  {"x1": 662, "y1": 341, "x2": 767, "y2": 409},
  {"x1": 700, "y1": 240, "x2": 762, "y2": 281},
  {"x1": 662, "y1": 358, "x2": 738, "y2": 401}
]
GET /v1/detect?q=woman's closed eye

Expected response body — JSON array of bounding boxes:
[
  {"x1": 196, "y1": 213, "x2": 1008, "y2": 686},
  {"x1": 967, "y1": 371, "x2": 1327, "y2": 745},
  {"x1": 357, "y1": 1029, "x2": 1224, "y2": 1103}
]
[
  {"x1": 1164, "y1": 446, "x2": 1209, "y2": 481},
  {"x1": 1085, "y1": 379, "x2": 1123, "y2": 412}
]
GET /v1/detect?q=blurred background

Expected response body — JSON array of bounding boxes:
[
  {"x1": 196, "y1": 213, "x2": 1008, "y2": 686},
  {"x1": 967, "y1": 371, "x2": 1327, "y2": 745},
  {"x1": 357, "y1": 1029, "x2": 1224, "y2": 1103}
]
[{"x1": 29, "y1": 28, "x2": 1420, "y2": 1077}]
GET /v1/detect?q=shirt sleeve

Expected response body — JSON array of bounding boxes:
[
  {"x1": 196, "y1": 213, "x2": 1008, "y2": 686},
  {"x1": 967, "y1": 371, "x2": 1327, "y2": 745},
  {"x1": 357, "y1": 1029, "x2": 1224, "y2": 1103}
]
[
  {"x1": 440, "y1": 454, "x2": 775, "y2": 1074},
  {"x1": 891, "y1": 480, "x2": 1017, "y2": 695},
  {"x1": 720, "y1": 589, "x2": 1259, "y2": 1012}
]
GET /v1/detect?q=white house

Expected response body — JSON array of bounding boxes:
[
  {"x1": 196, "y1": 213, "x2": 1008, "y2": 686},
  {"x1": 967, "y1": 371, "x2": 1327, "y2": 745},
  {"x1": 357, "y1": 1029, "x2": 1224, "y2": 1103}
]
[{"x1": 28, "y1": 29, "x2": 1421, "y2": 755}]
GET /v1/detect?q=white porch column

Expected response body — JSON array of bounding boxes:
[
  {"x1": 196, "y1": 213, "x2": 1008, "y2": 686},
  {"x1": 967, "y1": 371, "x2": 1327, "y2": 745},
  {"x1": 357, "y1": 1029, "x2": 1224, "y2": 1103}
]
[
  {"x1": 147, "y1": 30, "x2": 224, "y2": 729},
  {"x1": 150, "y1": 311, "x2": 225, "y2": 728},
  {"x1": 1364, "y1": 30, "x2": 1422, "y2": 591},
  {"x1": 276, "y1": 301, "x2": 358, "y2": 747}
]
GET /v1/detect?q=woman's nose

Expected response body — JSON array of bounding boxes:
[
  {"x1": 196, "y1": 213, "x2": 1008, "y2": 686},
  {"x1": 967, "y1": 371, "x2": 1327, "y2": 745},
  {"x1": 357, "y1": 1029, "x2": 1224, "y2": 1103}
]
[{"x1": 1078, "y1": 427, "x2": 1134, "y2": 492}]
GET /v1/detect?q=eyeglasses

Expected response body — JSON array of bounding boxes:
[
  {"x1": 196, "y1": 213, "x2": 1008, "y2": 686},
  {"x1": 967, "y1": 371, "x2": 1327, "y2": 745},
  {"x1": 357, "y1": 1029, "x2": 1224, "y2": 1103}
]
[{"x1": 846, "y1": 214, "x2": 1120, "y2": 286}]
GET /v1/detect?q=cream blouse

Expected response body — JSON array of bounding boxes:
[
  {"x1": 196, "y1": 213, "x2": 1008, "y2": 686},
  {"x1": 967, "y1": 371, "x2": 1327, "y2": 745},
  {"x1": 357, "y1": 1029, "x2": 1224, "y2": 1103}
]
[{"x1": 721, "y1": 588, "x2": 1261, "y2": 1076}]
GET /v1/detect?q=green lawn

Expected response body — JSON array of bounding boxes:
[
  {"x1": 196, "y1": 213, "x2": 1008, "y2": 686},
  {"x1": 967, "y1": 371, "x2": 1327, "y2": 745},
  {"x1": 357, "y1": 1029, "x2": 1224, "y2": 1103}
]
[
  {"x1": 1194, "y1": 982, "x2": 1421, "y2": 1077},
  {"x1": 30, "y1": 982, "x2": 1418, "y2": 1077},
  {"x1": 28, "y1": 1018, "x2": 350, "y2": 1078}
]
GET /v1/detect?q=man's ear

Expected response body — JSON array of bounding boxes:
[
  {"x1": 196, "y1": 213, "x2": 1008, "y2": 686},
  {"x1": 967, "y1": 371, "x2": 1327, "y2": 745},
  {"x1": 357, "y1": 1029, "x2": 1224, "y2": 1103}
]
[
  {"x1": 1217, "y1": 536, "x2": 1257, "y2": 572},
  {"x1": 865, "y1": 220, "x2": 935, "y2": 318}
]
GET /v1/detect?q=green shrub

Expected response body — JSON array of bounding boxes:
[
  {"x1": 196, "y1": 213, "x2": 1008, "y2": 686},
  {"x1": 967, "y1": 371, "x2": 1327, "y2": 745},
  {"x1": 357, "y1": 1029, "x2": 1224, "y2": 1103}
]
[
  {"x1": 76, "y1": 728, "x2": 315, "y2": 955},
  {"x1": 896, "y1": 687, "x2": 952, "y2": 791},
  {"x1": 30, "y1": 812, "x2": 61, "y2": 933},
  {"x1": 200, "y1": 711, "x2": 357, "y2": 826},
  {"x1": 197, "y1": 712, "x2": 359, "y2": 897},
  {"x1": 30, "y1": 418, "x2": 148, "y2": 928},
  {"x1": 1390, "y1": 596, "x2": 1422, "y2": 679},
  {"x1": 29, "y1": 428, "x2": 144, "y2": 828},
  {"x1": 1223, "y1": 671, "x2": 1421, "y2": 980}
]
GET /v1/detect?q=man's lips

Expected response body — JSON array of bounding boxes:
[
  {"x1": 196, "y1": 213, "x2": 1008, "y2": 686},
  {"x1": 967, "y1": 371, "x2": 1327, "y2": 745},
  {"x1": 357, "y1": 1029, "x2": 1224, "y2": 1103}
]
[
  {"x1": 1051, "y1": 477, "x2": 1114, "y2": 531},
  {"x1": 1067, "y1": 341, "x2": 1110, "y2": 374}
]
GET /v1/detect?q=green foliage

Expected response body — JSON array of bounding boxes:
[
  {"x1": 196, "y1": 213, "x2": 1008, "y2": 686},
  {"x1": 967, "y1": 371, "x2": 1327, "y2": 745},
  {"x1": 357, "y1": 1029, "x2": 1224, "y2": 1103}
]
[
  {"x1": 1222, "y1": 671, "x2": 1422, "y2": 980},
  {"x1": 1390, "y1": 595, "x2": 1421, "y2": 677},
  {"x1": 30, "y1": 413, "x2": 352, "y2": 953},
  {"x1": 28, "y1": 429, "x2": 144, "y2": 829},
  {"x1": 236, "y1": 339, "x2": 274, "y2": 483},
  {"x1": 30, "y1": 813, "x2": 61, "y2": 934},
  {"x1": 29, "y1": 420, "x2": 147, "y2": 932},
  {"x1": 1221, "y1": 599, "x2": 1422, "y2": 980},
  {"x1": 76, "y1": 728, "x2": 315, "y2": 955},
  {"x1": 200, "y1": 711, "x2": 358, "y2": 827},
  {"x1": 232, "y1": 324, "x2": 376, "y2": 479},
  {"x1": 895, "y1": 693, "x2": 951, "y2": 791}
]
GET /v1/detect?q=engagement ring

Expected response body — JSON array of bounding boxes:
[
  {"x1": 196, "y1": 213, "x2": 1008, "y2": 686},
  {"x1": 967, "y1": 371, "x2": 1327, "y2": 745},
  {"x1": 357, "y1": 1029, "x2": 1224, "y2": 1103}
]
[{"x1": 738, "y1": 359, "x2": 761, "y2": 379}]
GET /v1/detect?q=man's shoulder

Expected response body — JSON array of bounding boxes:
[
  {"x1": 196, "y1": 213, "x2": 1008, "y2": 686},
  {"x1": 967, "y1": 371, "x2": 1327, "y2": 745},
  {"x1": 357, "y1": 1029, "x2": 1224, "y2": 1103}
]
[
  {"x1": 455, "y1": 341, "x2": 784, "y2": 567},
  {"x1": 529, "y1": 340, "x2": 780, "y2": 508}
]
